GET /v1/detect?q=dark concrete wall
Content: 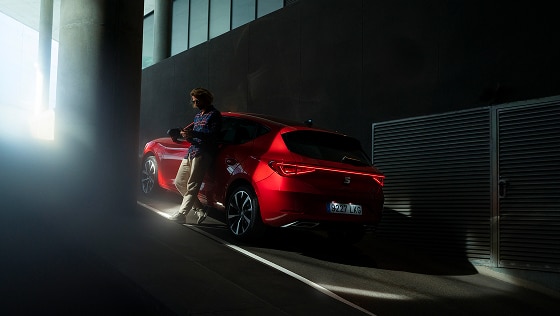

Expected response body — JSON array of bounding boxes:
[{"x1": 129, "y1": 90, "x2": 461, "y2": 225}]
[{"x1": 140, "y1": 0, "x2": 560, "y2": 155}]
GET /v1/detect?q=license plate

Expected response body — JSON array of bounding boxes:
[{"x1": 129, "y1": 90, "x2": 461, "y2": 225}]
[{"x1": 327, "y1": 202, "x2": 362, "y2": 215}]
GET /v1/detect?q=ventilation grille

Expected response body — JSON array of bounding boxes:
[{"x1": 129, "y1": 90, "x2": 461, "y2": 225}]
[
  {"x1": 372, "y1": 108, "x2": 492, "y2": 261},
  {"x1": 498, "y1": 101, "x2": 560, "y2": 271}
]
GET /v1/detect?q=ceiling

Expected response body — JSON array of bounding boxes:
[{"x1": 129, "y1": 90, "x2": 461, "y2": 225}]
[{"x1": 0, "y1": 0, "x2": 154, "y2": 40}]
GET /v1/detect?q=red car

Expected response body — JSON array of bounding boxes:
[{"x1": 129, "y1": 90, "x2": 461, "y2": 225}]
[{"x1": 140, "y1": 112, "x2": 384, "y2": 242}]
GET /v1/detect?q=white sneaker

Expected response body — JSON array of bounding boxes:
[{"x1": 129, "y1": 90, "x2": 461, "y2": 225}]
[
  {"x1": 196, "y1": 208, "x2": 208, "y2": 224},
  {"x1": 169, "y1": 211, "x2": 186, "y2": 223}
]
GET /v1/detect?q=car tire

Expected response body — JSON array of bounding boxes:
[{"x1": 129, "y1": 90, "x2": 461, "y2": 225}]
[
  {"x1": 141, "y1": 155, "x2": 159, "y2": 195},
  {"x1": 226, "y1": 185, "x2": 264, "y2": 241}
]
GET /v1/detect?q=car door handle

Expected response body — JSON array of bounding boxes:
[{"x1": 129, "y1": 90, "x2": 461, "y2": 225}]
[{"x1": 226, "y1": 158, "x2": 237, "y2": 165}]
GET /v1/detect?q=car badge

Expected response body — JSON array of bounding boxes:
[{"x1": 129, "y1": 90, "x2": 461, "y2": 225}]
[{"x1": 344, "y1": 176, "x2": 351, "y2": 184}]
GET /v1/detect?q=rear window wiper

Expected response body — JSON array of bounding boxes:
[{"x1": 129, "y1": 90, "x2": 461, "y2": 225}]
[{"x1": 341, "y1": 156, "x2": 369, "y2": 166}]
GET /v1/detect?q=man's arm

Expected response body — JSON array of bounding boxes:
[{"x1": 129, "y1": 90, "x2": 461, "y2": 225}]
[{"x1": 188, "y1": 112, "x2": 222, "y2": 142}]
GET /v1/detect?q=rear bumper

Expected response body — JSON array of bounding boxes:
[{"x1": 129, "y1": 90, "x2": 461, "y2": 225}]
[
  {"x1": 255, "y1": 180, "x2": 384, "y2": 228},
  {"x1": 280, "y1": 220, "x2": 380, "y2": 234}
]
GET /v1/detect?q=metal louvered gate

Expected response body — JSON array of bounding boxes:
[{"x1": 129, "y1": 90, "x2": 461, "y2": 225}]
[
  {"x1": 372, "y1": 107, "x2": 493, "y2": 264},
  {"x1": 496, "y1": 99, "x2": 560, "y2": 271},
  {"x1": 372, "y1": 96, "x2": 560, "y2": 271}
]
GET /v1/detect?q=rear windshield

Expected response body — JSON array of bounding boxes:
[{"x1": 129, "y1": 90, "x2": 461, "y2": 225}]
[{"x1": 282, "y1": 131, "x2": 371, "y2": 166}]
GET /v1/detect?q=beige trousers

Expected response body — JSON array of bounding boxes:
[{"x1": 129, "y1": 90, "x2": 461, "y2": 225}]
[{"x1": 175, "y1": 155, "x2": 211, "y2": 214}]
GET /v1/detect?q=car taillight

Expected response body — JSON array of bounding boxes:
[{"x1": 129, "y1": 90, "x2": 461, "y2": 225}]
[
  {"x1": 372, "y1": 175, "x2": 384, "y2": 187},
  {"x1": 268, "y1": 161, "x2": 316, "y2": 176},
  {"x1": 268, "y1": 161, "x2": 385, "y2": 186}
]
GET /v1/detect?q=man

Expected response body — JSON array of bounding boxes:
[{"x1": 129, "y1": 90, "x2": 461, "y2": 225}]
[{"x1": 170, "y1": 88, "x2": 222, "y2": 224}]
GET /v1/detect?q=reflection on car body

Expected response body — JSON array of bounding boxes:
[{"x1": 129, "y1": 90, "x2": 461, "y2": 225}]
[{"x1": 141, "y1": 112, "x2": 384, "y2": 242}]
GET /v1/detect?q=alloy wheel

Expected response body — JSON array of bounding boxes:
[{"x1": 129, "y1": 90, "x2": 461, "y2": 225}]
[
  {"x1": 227, "y1": 185, "x2": 264, "y2": 240},
  {"x1": 141, "y1": 156, "x2": 157, "y2": 194},
  {"x1": 228, "y1": 189, "x2": 253, "y2": 236}
]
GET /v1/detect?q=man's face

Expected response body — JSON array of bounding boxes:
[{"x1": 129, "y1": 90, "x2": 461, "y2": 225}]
[{"x1": 191, "y1": 96, "x2": 202, "y2": 109}]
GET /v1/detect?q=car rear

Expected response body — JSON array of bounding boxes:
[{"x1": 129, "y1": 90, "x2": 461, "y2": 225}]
[{"x1": 254, "y1": 128, "x2": 385, "y2": 231}]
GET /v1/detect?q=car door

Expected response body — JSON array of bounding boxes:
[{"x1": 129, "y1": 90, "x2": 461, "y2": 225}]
[
  {"x1": 157, "y1": 138, "x2": 189, "y2": 191},
  {"x1": 199, "y1": 117, "x2": 259, "y2": 208}
]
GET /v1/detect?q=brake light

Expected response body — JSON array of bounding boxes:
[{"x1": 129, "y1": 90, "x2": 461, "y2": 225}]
[
  {"x1": 372, "y1": 175, "x2": 384, "y2": 187},
  {"x1": 268, "y1": 161, "x2": 316, "y2": 176},
  {"x1": 268, "y1": 161, "x2": 385, "y2": 186}
]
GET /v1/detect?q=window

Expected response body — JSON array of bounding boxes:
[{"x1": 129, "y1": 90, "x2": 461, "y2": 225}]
[
  {"x1": 210, "y1": 0, "x2": 231, "y2": 39},
  {"x1": 258, "y1": 0, "x2": 283, "y2": 18},
  {"x1": 282, "y1": 131, "x2": 372, "y2": 166},
  {"x1": 232, "y1": 0, "x2": 256, "y2": 29},
  {"x1": 0, "y1": 12, "x2": 58, "y2": 140},
  {"x1": 145, "y1": 0, "x2": 285, "y2": 59},
  {"x1": 189, "y1": 0, "x2": 209, "y2": 48},
  {"x1": 171, "y1": 0, "x2": 189, "y2": 55},
  {"x1": 221, "y1": 117, "x2": 269, "y2": 144},
  {"x1": 142, "y1": 12, "x2": 154, "y2": 68}
]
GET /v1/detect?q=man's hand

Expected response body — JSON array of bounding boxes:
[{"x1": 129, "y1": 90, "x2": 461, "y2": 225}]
[
  {"x1": 167, "y1": 128, "x2": 182, "y2": 142},
  {"x1": 181, "y1": 126, "x2": 193, "y2": 138}
]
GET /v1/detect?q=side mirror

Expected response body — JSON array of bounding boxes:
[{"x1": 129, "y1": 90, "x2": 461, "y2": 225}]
[{"x1": 167, "y1": 128, "x2": 181, "y2": 142}]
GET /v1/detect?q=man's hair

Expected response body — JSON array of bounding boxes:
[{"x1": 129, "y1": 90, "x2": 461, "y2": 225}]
[{"x1": 190, "y1": 87, "x2": 214, "y2": 105}]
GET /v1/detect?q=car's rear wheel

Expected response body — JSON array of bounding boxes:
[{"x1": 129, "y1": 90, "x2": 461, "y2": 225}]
[
  {"x1": 226, "y1": 185, "x2": 264, "y2": 241},
  {"x1": 141, "y1": 155, "x2": 158, "y2": 195}
]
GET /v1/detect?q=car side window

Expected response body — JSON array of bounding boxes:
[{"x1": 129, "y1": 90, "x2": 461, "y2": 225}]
[
  {"x1": 220, "y1": 117, "x2": 268, "y2": 145},
  {"x1": 220, "y1": 117, "x2": 237, "y2": 143}
]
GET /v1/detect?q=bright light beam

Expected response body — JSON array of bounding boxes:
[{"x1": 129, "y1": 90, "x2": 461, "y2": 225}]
[
  {"x1": 319, "y1": 284, "x2": 411, "y2": 300},
  {"x1": 30, "y1": 64, "x2": 54, "y2": 140}
]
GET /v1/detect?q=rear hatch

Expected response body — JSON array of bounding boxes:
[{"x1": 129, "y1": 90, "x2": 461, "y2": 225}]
[{"x1": 279, "y1": 130, "x2": 384, "y2": 197}]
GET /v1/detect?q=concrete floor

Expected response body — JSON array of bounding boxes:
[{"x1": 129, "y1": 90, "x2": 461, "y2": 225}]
[
  {"x1": 3, "y1": 195, "x2": 560, "y2": 315},
  {"x1": 0, "y1": 202, "x2": 372, "y2": 315}
]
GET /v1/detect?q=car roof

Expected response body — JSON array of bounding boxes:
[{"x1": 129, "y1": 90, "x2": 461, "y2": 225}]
[{"x1": 222, "y1": 112, "x2": 342, "y2": 134}]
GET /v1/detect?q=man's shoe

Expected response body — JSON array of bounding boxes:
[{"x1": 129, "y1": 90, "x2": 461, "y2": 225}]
[
  {"x1": 196, "y1": 208, "x2": 208, "y2": 224},
  {"x1": 169, "y1": 211, "x2": 186, "y2": 223}
]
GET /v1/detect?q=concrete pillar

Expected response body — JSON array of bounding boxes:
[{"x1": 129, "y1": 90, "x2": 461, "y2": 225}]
[
  {"x1": 153, "y1": 0, "x2": 172, "y2": 62},
  {"x1": 55, "y1": 0, "x2": 144, "y2": 213},
  {"x1": 38, "y1": 0, "x2": 53, "y2": 111}
]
